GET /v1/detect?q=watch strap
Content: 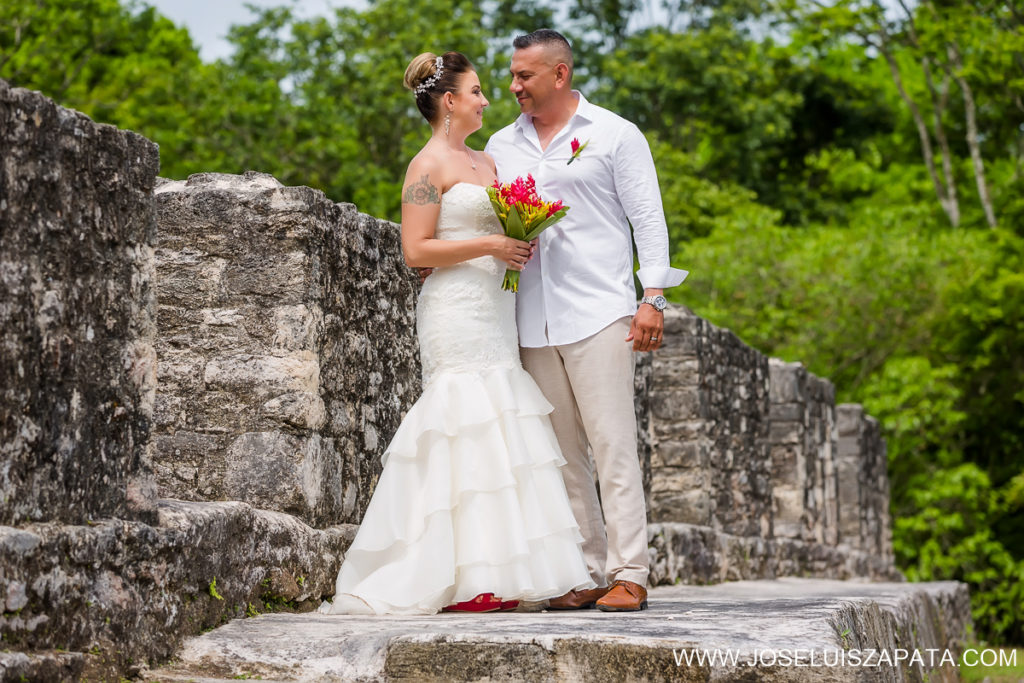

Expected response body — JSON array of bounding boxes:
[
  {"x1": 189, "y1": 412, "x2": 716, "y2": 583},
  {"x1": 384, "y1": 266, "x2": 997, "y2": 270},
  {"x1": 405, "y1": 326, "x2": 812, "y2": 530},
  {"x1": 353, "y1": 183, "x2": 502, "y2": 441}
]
[{"x1": 641, "y1": 295, "x2": 667, "y2": 312}]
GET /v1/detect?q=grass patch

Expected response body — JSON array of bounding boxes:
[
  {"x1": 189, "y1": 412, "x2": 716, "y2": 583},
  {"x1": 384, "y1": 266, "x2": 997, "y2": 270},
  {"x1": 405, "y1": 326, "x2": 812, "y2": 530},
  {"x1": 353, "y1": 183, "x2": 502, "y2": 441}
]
[{"x1": 959, "y1": 647, "x2": 1023, "y2": 682}]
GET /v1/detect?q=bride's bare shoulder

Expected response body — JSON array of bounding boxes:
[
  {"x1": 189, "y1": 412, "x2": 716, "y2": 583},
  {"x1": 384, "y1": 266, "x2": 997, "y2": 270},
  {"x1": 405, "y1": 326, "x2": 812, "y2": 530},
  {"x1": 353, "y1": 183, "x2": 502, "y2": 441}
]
[
  {"x1": 403, "y1": 150, "x2": 445, "y2": 206},
  {"x1": 405, "y1": 146, "x2": 445, "y2": 180},
  {"x1": 407, "y1": 145, "x2": 445, "y2": 174}
]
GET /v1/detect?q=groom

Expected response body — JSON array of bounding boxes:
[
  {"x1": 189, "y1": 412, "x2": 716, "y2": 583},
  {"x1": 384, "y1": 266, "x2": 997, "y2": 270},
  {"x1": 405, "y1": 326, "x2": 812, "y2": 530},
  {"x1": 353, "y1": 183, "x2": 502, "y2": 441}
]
[{"x1": 485, "y1": 29, "x2": 687, "y2": 612}]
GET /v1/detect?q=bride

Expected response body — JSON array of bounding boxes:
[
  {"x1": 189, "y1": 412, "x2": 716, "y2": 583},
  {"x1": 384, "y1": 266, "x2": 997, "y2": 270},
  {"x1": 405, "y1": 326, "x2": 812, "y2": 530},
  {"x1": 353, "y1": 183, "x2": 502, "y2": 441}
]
[{"x1": 317, "y1": 51, "x2": 594, "y2": 615}]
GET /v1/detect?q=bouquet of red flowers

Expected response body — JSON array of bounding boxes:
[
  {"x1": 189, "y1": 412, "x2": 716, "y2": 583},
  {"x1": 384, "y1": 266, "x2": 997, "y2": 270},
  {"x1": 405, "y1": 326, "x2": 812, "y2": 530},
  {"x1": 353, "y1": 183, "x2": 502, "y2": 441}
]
[{"x1": 486, "y1": 174, "x2": 569, "y2": 292}]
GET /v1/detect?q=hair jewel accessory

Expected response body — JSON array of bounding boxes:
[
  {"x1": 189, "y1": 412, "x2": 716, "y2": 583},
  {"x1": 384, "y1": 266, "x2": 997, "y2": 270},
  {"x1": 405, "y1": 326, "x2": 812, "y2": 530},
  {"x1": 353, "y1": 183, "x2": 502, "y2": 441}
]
[{"x1": 414, "y1": 55, "x2": 445, "y2": 94}]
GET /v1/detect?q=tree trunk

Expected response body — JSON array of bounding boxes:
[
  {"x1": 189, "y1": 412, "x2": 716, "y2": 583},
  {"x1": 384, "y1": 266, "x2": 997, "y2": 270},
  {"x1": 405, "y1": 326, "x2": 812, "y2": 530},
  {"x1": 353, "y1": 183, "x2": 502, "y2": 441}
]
[
  {"x1": 875, "y1": 36, "x2": 960, "y2": 226},
  {"x1": 920, "y1": 59, "x2": 959, "y2": 228},
  {"x1": 947, "y1": 42, "x2": 999, "y2": 228},
  {"x1": 891, "y1": 0, "x2": 963, "y2": 227}
]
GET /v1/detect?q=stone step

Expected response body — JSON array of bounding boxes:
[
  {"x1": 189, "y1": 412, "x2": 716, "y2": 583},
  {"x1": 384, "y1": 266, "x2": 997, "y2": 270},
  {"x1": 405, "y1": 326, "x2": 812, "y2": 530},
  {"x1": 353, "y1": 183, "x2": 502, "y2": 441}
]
[
  {"x1": 144, "y1": 578, "x2": 969, "y2": 682},
  {"x1": 0, "y1": 650, "x2": 85, "y2": 682}
]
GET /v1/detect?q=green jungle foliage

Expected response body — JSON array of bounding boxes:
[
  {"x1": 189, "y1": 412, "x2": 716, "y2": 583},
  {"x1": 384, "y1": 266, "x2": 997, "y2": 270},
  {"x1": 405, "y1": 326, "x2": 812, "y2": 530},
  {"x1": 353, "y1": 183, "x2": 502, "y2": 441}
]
[{"x1": 2, "y1": 0, "x2": 1021, "y2": 645}]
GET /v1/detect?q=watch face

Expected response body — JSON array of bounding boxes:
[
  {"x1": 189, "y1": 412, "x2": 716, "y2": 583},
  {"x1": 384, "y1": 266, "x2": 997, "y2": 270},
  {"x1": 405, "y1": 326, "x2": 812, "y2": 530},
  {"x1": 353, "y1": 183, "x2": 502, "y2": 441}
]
[{"x1": 653, "y1": 295, "x2": 667, "y2": 310}]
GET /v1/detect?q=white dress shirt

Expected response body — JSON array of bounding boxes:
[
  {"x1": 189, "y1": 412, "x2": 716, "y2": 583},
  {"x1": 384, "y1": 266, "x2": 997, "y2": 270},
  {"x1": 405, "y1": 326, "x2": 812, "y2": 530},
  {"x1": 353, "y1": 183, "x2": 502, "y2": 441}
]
[{"x1": 485, "y1": 91, "x2": 688, "y2": 348}]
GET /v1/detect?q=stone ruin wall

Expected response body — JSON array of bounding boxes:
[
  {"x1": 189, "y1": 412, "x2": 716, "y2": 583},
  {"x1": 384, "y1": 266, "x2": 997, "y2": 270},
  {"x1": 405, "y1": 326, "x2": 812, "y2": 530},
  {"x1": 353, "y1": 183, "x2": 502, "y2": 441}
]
[
  {"x1": 0, "y1": 80, "x2": 899, "y2": 680},
  {"x1": 647, "y1": 310, "x2": 772, "y2": 537},
  {"x1": 0, "y1": 83, "x2": 357, "y2": 681},
  {"x1": 0, "y1": 78, "x2": 159, "y2": 528},
  {"x1": 152, "y1": 173, "x2": 420, "y2": 527},
  {"x1": 646, "y1": 311, "x2": 898, "y2": 585},
  {"x1": 768, "y1": 358, "x2": 839, "y2": 546},
  {"x1": 837, "y1": 403, "x2": 894, "y2": 563}
]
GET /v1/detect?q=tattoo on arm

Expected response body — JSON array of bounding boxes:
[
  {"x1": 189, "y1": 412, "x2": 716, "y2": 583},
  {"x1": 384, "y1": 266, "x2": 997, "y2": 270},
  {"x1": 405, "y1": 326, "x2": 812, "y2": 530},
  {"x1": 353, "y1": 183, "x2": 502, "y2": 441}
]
[{"x1": 402, "y1": 174, "x2": 441, "y2": 205}]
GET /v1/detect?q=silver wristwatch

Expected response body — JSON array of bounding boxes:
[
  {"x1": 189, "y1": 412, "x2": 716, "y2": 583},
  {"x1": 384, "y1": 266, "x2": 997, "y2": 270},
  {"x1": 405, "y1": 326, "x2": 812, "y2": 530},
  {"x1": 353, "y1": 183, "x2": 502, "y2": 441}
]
[{"x1": 640, "y1": 294, "x2": 668, "y2": 312}]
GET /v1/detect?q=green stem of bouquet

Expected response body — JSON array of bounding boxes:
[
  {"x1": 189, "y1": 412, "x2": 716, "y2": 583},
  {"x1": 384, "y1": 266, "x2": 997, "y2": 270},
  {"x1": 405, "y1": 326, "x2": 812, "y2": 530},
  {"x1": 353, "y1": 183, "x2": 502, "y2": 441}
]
[{"x1": 503, "y1": 269, "x2": 521, "y2": 292}]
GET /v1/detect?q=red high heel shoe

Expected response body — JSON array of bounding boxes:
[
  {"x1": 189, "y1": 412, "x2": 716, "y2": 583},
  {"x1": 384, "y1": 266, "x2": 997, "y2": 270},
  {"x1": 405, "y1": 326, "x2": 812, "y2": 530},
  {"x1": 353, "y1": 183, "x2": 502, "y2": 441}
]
[
  {"x1": 498, "y1": 600, "x2": 520, "y2": 611},
  {"x1": 442, "y1": 593, "x2": 503, "y2": 613}
]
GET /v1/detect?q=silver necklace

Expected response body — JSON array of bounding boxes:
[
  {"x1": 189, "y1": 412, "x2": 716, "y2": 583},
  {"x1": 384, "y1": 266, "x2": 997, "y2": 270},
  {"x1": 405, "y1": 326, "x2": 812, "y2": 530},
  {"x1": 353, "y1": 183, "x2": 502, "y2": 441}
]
[{"x1": 446, "y1": 143, "x2": 476, "y2": 169}]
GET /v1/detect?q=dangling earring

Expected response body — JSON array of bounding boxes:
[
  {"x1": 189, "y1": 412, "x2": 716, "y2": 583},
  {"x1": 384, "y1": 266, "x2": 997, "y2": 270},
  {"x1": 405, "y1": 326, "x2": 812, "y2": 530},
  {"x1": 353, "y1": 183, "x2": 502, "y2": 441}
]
[{"x1": 444, "y1": 111, "x2": 451, "y2": 137}]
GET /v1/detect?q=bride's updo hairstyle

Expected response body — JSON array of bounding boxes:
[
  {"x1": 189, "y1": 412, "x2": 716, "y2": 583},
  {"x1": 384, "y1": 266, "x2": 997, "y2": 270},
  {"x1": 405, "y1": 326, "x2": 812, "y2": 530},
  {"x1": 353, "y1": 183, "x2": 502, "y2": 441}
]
[{"x1": 403, "y1": 51, "x2": 473, "y2": 124}]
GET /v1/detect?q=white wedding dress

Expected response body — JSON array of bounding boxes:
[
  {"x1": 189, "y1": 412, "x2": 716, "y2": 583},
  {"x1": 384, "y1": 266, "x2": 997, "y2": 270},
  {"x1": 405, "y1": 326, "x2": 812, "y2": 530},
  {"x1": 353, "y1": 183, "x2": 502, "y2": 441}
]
[{"x1": 318, "y1": 182, "x2": 594, "y2": 615}]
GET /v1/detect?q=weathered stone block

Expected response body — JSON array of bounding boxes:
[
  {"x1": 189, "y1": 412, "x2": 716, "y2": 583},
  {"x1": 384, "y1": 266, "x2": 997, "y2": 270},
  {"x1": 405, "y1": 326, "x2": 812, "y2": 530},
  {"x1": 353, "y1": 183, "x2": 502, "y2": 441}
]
[
  {"x1": 768, "y1": 359, "x2": 838, "y2": 545},
  {"x1": 649, "y1": 305, "x2": 772, "y2": 537},
  {"x1": 0, "y1": 651, "x2": 85, "y2": 682},
  {"x1": 649, "y1": 522, "x2": 903, "y2": 587},
  {"x1": 837, "y1": 404, "x2": 892, "y2": 560},
  {"x1": 768, "y1": 419, "x2": 803, "y2": 445},
  {"x1": 772, "y1": 488, "x2": 804, "y2": 539},
  {"x1": 651, "y1": 440, "x2": 704, "y2": 469},
  {"x1": 0, "y1": 79, "x2": 159, "y2": 525},
  {"x1": 152, "y1": 173, "x2": 421, "y2": 527},
  {"x1": 0, "y1": 500, "x2": 354, "y2": 680}
]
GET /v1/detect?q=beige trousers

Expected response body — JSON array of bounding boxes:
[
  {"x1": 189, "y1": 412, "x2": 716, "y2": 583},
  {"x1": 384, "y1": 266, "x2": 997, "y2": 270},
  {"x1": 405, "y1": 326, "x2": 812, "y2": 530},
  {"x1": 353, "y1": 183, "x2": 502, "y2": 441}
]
[{"x1": 520, "y1": 317, "x2": 648, "y2": 587}]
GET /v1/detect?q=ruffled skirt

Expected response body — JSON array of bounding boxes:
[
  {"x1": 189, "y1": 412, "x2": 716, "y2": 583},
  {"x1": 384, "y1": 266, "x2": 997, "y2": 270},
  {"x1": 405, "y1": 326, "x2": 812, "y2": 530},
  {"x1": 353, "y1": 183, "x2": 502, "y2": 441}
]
[{"x1": 318, "y1": 366, "x2": 595, "y2": 615}]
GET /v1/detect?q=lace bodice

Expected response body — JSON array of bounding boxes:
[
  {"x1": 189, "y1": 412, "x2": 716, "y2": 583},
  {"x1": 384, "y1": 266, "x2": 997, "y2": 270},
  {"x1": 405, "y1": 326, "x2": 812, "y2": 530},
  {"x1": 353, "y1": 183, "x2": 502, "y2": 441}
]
[
  {"x1": 435, "y1": 182, "x2": 503, "y2": 243},
  {"x1": 415, "y1": 183, "x2": 520, "y2": 386}
]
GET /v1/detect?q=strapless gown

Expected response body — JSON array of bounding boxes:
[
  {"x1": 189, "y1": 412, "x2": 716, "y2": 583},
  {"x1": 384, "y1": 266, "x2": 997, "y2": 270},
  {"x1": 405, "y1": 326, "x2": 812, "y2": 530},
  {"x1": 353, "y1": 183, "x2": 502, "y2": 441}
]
[{"x1": 318, "y1": 182, "x2": 594, "y2": 615}]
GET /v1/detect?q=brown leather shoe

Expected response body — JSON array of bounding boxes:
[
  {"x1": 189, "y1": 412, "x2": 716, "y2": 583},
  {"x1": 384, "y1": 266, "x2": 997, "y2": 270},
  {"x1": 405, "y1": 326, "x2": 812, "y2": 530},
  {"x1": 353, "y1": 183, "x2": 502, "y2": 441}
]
[
  {"x1": 596, "y1": 580, "x2": 648, "y2": 612},
  {"x1": 547, "y1": 586, "x2": 610, "y2": 610}
]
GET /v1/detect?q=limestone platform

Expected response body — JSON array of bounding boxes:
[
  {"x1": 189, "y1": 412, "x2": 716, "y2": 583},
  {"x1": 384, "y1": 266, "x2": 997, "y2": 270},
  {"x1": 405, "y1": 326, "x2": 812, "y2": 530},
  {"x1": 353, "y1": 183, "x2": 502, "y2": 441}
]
[{"x1": 144, "y1": 578, "x2": 969, "y2": 682}]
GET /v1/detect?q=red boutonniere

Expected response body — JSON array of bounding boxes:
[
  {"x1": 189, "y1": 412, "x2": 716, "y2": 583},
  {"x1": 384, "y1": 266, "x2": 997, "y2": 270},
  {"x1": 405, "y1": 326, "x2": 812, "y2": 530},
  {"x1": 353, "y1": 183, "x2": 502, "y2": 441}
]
[{"x1": 567, "y1": 137, "x2": 589, "y2": 165}]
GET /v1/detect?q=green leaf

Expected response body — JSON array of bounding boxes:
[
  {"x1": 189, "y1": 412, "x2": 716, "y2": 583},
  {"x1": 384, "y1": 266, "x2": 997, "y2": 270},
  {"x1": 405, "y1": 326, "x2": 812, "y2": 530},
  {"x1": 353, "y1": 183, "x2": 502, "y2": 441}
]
[
  {"x1": 505, "y1": 203, "x2": 527, "y2": 241},
  {"x1": 524, "y1": 207, "x2": 570, "y2": 241}
]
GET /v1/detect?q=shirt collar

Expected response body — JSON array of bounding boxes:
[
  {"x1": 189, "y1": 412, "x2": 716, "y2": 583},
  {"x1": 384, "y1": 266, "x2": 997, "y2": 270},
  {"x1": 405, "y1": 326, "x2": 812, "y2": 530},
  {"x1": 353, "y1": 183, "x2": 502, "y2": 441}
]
[{"x1": 514, "y1": 90, "x2": 593, "y2": 135}]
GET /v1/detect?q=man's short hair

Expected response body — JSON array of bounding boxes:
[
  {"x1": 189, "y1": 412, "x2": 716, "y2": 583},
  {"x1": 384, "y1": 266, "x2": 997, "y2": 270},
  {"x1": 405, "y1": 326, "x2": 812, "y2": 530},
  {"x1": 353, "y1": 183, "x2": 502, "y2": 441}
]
[{"x1": 513, "y1": 29, "x2": 574, "y2": 73}]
